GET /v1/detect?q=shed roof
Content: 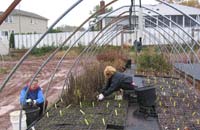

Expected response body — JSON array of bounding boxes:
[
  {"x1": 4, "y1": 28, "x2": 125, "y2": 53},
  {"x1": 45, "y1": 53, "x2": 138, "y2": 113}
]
[
  {"x1": 0, "y1": 9, "x2": 48, "y2": 20},
  {"x1": 100, "y1": 3, "x2": 200, "y2": 17}
]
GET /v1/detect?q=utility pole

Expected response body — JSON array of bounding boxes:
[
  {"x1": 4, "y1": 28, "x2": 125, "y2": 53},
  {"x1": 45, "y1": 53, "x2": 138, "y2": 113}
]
[{"x1": 0, "y1": 0, "x2": 22, "y2": 25}]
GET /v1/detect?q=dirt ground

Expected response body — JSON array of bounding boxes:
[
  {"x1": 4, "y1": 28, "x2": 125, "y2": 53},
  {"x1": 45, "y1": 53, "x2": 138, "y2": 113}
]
[{"x1": 0, "y1": 58, "x2": 74, "y2": 130}]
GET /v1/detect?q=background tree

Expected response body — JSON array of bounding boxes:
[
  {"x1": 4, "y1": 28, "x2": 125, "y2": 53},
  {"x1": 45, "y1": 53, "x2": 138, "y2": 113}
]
[
  {"x1": 89, "y1": 4, "x2": 113, "y2": 31},
  {"x1": 180, "y1": 0, "x2": 200, "y2": 8},
  {"x1": 167, "y1": 0, "x2": 200, "y2": 8},
  {"x1": 49, "y1": 25, "x2": 85, "y2": 33},
  {"x1": 9, "y1": 32, "x2": 15, "y2": 48}
]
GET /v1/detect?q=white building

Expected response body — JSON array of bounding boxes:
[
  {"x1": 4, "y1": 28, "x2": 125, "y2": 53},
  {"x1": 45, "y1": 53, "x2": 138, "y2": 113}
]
[
  {"x1": 0, "y1": 9, "x2": 48, "y2": 38},
  {"x1": 100, "y1": 3, "x2": 200, "y2": 29}
]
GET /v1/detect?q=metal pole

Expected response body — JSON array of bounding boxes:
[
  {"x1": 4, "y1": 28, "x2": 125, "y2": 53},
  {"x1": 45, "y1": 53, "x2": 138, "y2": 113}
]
[{"x1": 0, "y1": 0, "x2": 21, "y2": 25}]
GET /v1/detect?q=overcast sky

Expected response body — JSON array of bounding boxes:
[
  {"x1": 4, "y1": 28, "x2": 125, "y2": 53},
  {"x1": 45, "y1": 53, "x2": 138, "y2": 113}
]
[{"x1": 0, "y1": 0, "x2": 158, "y2": 27}]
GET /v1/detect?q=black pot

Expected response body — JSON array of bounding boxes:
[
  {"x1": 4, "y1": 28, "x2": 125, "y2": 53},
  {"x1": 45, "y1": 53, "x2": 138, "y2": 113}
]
[
  {"x1": 23, "y1": 106, "x2": 40, "y2": 126},
  {"x1": 135, "y1": 86, "x2": 156, "y2": 107}
]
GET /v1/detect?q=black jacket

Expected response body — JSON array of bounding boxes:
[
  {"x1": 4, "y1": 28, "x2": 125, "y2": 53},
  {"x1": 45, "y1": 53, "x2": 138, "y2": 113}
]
[{"x1": 101, "y1": 72, "x2": 133, "y2": 96}]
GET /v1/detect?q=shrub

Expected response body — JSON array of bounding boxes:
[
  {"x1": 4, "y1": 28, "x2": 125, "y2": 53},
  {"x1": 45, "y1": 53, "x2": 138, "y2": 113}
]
[
  {"x1": 137, "y1": 52, "x2": 172, "y2": 74},
  {"x1": 63, "y1": 61, "x2": 105, "y2": 104},
  {"x1": 31, "y1": 45, "x2": 57, "y2": 56},
  {"x1": 96, "y1": 47, "x2": 129, "y2": 71},
  {"x1": 9, "y1": 33, "x2": 15, "y2": 48}
]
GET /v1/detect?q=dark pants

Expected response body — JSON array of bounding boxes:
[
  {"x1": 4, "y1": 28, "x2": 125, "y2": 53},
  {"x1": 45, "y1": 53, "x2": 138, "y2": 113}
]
[
  {"x1": 121, "y1": 83, "x2": 137, "y2": 100},
  {"x1": 121, "y1": 83, "x2": 136, "y2": 90},
  {"x1": 37, "y1": 100, "x2": 48, "y2": 115}
]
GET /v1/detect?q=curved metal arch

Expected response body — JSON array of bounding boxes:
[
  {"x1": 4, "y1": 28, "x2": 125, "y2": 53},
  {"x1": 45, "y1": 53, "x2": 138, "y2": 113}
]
[
  {"x1": 59, "y1": 25, "x2": 124, "y2": 95},
  {"x1": 89, "y1": 9, "x2": 188, "y2": 67},
  {"x1": 143, "y1": 30, "x2": 180, "y2": 68},
  {"x1": 156, "y1": 0, "x2": 200, "y2": 26},
  {"x1": 43, "y1": 12, "x2": 128, "y2": 110},
  {"x1": 143, "y1": 13, "x2": 191, "y2": 65},
  {"x1": 139, "y1": 5, "x2": 200, "y2": 64},
  {"x1": 16, "y1": 0, "x2": 118, "y2": 127},
  {"x1": 60, "y1": 30, "x2": 123, "y2": 97},
  {"x1": 0, "y1": 0, "x2": 84, "y2": 91}
]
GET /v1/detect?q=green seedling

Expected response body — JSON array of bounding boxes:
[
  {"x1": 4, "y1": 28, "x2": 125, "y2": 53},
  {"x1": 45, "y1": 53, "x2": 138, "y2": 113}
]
[{"x1": 60, "y1": 98, "x2": 63, "y2": 103}]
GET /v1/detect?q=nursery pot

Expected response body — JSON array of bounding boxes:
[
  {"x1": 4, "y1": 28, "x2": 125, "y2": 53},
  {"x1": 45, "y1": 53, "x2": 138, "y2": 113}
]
[
  {"x1": 9, "y1": 110, "x2": 27, "y2": 130},
  {"x1": 23, "y1": 106, "x2": 40, "y2": 126},
  {"x1": 125, "y1": 59, "x2": 132, "y2": 68},
  {"x1": 135, "y1": 86, "x2": 156, "y2": 107}
]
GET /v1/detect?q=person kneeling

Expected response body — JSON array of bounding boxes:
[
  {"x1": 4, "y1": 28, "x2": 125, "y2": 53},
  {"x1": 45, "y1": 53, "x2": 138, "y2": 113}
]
[
  {"x1": 97, "y1": 66, "x2": 137, "y2": 101},
  {"x1": 20, "y1": 79, "x2": 47, "y2": 116}
]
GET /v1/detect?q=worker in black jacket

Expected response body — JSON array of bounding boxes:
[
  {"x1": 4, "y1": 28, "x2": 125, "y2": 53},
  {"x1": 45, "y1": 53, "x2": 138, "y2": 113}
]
[{"x1": 97, "y1": 66, "x2": 137, "y2": 101}]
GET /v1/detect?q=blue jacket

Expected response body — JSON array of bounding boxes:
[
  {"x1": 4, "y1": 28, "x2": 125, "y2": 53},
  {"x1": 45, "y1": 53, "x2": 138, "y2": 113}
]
[{"x1": 20, "y1": 86, "x2": 44, "y2": 105}]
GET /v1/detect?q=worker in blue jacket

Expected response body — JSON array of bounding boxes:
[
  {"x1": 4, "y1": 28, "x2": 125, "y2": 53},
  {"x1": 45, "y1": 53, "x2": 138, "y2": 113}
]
[
  {"x1": 97, "y1": 66, "x2": 137, "y2": 101},
  {"x1": 20, "y1": 79, "x2": 47, "y2": 115}
]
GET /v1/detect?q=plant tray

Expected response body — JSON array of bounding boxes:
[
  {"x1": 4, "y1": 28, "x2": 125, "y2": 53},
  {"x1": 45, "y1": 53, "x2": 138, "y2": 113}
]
[{"x1": 106, "y1": 124, "x2": 124, "y2": 130}]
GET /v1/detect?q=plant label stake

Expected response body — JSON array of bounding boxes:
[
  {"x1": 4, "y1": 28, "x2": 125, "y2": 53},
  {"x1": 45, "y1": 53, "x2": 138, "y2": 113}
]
[
  {"x1": 170, "y1": 97, "x2": 172, "y2": 102},
  {"x1": 106, "y1": 102, "x2": 109, "y2": 108},
  {"x1": 59, "y1": 110, "x2": 63, "y2": 116},
  {"x1": 115, "y1": 109, "x2": 118, "y2": 116},
  {"x1": 66, "y1": 104, "x2": 72, "y2": 109},
  {"x1": 84, "y1": 118, "x2": 89, "y2": 125},
  {"x1": 46, "y1": 112, "x2": 49, "y2": 118},
  {"x1": 163, "y1": 108, "x2": 166, "y2": 113},
  {"x1": 118, "y1": 103, "x2": 121, "y2": 108},
  {"x1": 92, "y1": 102, "x2": 94, "y2": 108},
  {"x1": 55, "y1": 103, "x2": 57, "y2": 109},
  {"x1": 192, "y1": 112, "x2": 196, "y2": 116},
  {"x1": 197, "y1": 119, "x2": 200, "y2": 124},
  {"x1": 80, "y1": 102, "x2": 82, "y2": 108},
  {"x1": 80, "y1": 109, "x2": 85, "y2": 115},
  {"x1": 172, "y1": 117, "x2": 175, "y2": 123},
  {"x1": 159, "y1": 101, "x2": 162, "y2": 107},
  {"x1": 173, "y1": 101, "x2": 176, "y2": 107},
  {"x1": 102, "y1": 118, "x2": 105, "y2": 126},
  {"x1": 60, "y1": 98, "x2": 63, "y2": 103}
]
